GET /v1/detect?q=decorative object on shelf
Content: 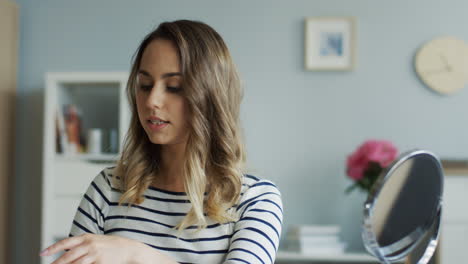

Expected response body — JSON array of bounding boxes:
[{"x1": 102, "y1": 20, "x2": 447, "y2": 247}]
[
  {"x1": 87, "y1": 128, "x2": 102, "y2": 154},
  {"x1": 345, "y1": 139, "x2": 398, "y2": 194},
  {"x1": 414, "y1": 36, "x2": 468, "y2": 95},
  {"x1": 64, "y1": 104, "x2": 85, "y2": 153},
  {"x1": 107, "y1": 128, "x2": 119, "y2": 154},
  {"x1": 55, "y1": 109, "x2": 67, "y2": 153},
  {"x1": 304, "y1": 17, "x2": 356, "y2": 71},
  {"x1": 56, "y1": 104, "x2": 85, "y2": 154}
]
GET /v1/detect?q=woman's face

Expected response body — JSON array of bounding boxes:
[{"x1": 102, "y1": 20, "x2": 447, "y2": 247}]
[{"x1": 135, "y1": 39, "x2": 190, "y2": 147}]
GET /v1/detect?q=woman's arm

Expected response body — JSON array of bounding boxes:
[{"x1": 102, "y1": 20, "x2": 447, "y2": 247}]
[
  {"x1": 224, "y1": 178, "x2": 283, "y2": 264},
  {"x1": 131, "y1": 241, "x2": 178, "y2": 264},
  {"x1": 42, "y1": 169, "x2": 176, "y2": 263},
  {"x1": 40, "y1": 233, "x2": 179, "y2": 264},
  {"x1": 69, "y1": 170, "x2": 111, "y2": 236},
  {"x1": 42, "y1": 169, "x2": 180, "y2": 264}
]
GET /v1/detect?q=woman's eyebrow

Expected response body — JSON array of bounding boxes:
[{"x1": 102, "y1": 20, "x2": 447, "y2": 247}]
[
  {"x1": 137, "y1": 69, "x2": 181, "y2": 79},
  {"x1": 137, "y1": 69, "x2": 153, "y2": 79}
]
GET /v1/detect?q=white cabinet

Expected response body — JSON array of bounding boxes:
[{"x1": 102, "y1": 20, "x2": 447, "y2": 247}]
[
  {"x1": 41, "y1": 72, "x2": 129, "y2": 264},
  {"x1": 439, "y1": 169, "x2": 468, "y2": 264}
]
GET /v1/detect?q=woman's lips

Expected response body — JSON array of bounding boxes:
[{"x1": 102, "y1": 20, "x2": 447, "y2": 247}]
[{"x1": 147, "y1": 120, "x2": 169, "y2": 131}]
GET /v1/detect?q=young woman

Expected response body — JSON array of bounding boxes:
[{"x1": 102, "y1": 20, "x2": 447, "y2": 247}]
[{"x1": 40, "y1": 20, "x2": 283, "y2": 264}]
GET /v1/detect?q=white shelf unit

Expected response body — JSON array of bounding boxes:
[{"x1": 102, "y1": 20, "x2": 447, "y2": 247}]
[{"x1": 41, "y1": 72, "x2": 129, "y2": 264}]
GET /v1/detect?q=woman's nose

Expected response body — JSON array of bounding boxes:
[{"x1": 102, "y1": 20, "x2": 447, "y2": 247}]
[{"x1": 146, "y1": 84, "x2": 165, "y2": 109}]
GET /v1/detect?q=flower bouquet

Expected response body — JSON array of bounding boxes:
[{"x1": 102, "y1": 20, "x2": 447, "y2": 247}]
[{"x1": 346, "y1": 140, "x2": 398, "y2": 194}]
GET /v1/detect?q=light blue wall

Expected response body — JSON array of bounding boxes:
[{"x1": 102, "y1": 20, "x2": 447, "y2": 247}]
[{"x1": 13, "y1": 0, "x2": 468, "y2": 263}]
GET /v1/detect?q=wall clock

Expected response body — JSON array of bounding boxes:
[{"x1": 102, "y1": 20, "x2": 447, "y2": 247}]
[{"x1": 414, "y1": 36, "x2": 468, "y2": 95}]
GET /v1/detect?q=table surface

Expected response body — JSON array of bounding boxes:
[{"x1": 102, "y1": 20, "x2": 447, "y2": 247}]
[{"x1": 276, "y1": 251, "x2": 384, "y2": 263}]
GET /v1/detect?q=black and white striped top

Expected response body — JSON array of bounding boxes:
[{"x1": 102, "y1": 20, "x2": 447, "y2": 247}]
[{"x1": 69, "y1": 167, "x2": 283, "y2": 264}]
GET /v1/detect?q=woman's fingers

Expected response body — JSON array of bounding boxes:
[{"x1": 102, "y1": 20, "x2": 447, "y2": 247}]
[
  {"x1": 51, "y1": 246, "x2": 88, "y2": 264},
  {"x1": 71, "y1": 255, "x2": 95, "y2": 264},
  {"x1": 41, "y1": 234, "x2": 88, "y2": 256}
]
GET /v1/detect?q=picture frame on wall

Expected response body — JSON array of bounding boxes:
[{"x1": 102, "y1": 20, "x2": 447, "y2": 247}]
[{"x1": 304, "y1": 17, "x2": 356, "y2": 71}]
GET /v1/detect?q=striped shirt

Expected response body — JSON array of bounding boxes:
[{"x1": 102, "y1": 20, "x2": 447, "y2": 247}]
[{"x1": 69, "y1": 167, "x2": 283, "y2": 264}]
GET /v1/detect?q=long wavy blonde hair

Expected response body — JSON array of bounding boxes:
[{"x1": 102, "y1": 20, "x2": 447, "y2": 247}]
[{"x1": 115, "y1": 20, "x2": 246, "y2": 230}]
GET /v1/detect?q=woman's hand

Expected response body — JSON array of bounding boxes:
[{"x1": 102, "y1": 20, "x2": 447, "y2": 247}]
[{"x1": 40, "y1": 233, "x2": 142, "y2": 264}]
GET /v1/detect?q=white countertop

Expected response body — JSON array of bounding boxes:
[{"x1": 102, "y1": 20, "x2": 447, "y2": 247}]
[{"x1": 276, "y1": 251, "x2": 381, "y2": 263}]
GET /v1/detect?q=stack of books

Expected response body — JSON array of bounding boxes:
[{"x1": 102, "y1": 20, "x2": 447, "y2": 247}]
[{"x1": 286, "y1": 225, "x2": 347, "y2": 255}]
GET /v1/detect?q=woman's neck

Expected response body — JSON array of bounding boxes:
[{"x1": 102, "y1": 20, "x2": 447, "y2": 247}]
[{"x1": 153, "y1": 143, "x2": 186, "y2": 192}]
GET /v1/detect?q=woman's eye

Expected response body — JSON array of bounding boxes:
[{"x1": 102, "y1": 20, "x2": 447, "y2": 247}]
[
  {"x1": 139, "y1": 84, "x2": 153, "y2": 91},
  {"x1": 167, "y1": 86, "x2": 182, "y2": 93}
]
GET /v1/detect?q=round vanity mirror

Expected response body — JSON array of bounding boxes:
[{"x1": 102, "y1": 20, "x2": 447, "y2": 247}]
[{"x1": 362, "y1": 150, "x2": 444, "y2": 264}]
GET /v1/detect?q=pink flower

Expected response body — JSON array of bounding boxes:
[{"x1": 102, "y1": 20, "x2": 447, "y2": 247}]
[{"x1": 346, "y1": 140, "x2": 398, "y2": 181}]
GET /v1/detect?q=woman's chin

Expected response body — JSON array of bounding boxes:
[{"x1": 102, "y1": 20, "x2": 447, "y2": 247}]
[
  {"x1": 148, "y1": 137, "x2": 165, "y2": 145},
  {"x1": 147, "y1": 136, "x2": 175, "y2": 146}
]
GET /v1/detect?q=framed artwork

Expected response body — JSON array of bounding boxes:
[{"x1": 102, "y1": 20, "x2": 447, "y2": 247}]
[{"x1": 304, "y1": 17, "x2": 356, "y2": 71}]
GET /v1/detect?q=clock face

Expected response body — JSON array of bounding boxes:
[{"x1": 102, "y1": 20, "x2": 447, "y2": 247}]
[{"x1": 415, "y1": 36, "x2": 468, "y2": 95}]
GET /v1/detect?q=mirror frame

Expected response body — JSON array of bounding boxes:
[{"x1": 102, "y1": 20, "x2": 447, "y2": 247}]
[{"x1": 361, "y1": 149, "x2": 444, "y2": 263}]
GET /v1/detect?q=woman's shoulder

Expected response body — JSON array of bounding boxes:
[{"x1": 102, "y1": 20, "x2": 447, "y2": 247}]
[
  {"x1": 92, "y1": 166, "x2": 123, "y2": 192},
  {"x1": 240, "y1": 174, "x2": 281, "y2": 199},
  {"x1": 236, "y1": 174, "x2": 283, "y2": 216}
]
